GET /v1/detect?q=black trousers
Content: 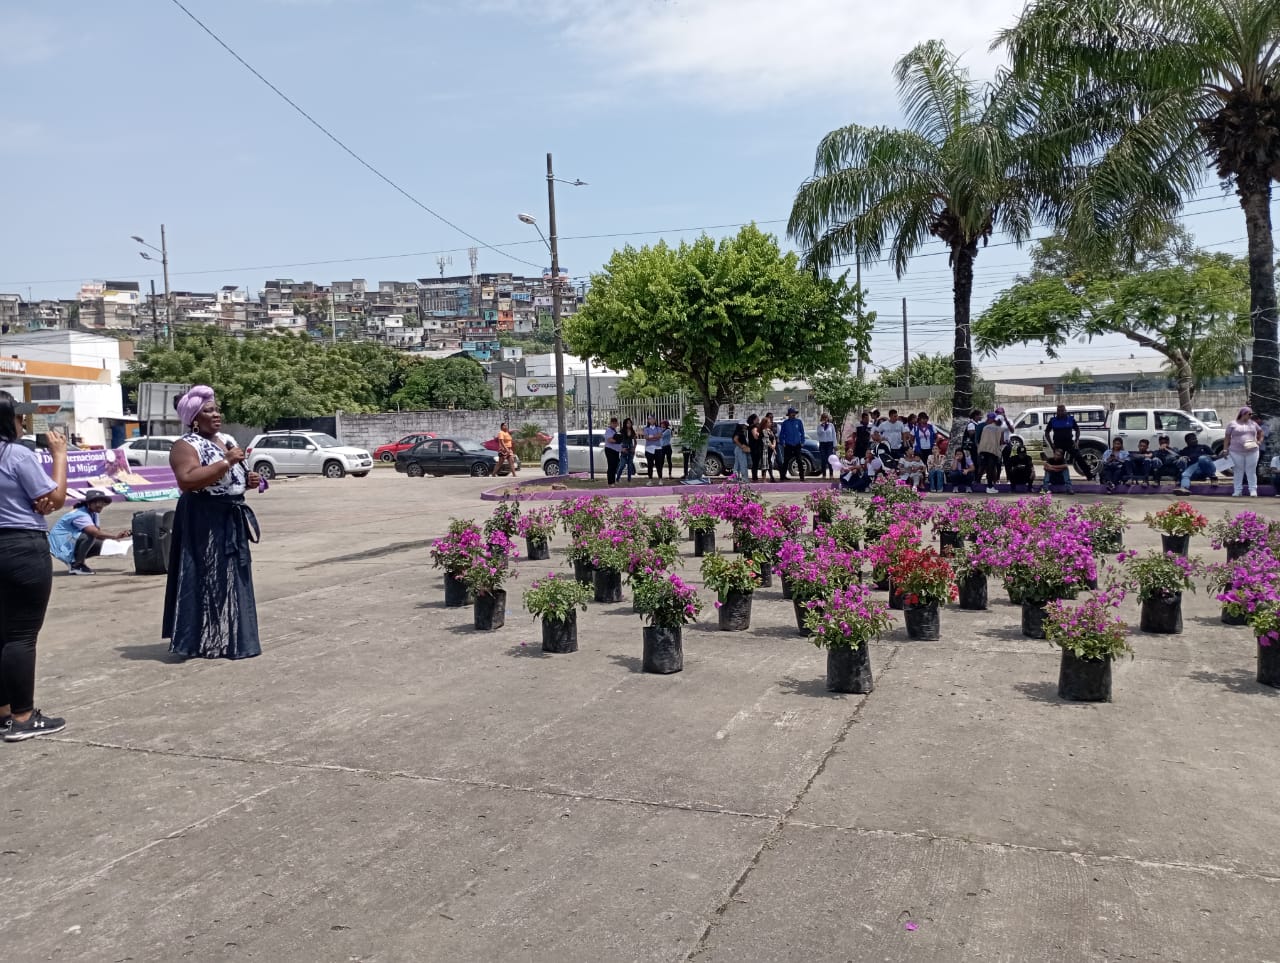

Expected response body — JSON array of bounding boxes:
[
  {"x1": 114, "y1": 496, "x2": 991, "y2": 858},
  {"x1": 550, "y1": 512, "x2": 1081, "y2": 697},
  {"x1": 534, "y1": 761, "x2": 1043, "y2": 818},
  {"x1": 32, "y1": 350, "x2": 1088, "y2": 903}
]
[
  {"x1": 750, "y1": 444, "x2": 764, "y2": 481},
  {"x1": 74, "y1": 532, "x2": 104, "y2": 565},
  {"x1": 979, "y1": 452, "x2": 1001, "y2": 485},
  {"x1": 604, "y1": 447, "x2": 620, "y2": 485},
  {"x1": 783, "y1": 444, "x2": 806, "y2": 480},
  {"x1": 0, "y1": 530, "x2": 53, "y2": 714}
]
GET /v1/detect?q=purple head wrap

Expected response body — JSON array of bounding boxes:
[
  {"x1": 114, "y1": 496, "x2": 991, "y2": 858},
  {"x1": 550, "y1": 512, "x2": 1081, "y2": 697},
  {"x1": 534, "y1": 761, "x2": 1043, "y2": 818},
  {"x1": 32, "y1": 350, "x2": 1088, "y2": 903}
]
[{"x1": 175, "y1": 385, "x2": 215, "y2": 430}]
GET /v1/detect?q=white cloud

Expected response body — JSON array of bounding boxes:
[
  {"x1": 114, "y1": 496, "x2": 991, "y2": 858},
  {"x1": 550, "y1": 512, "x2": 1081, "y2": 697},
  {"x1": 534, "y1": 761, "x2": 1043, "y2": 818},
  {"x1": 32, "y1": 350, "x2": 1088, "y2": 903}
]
[{"x1": 489, "y1": 0, "x2": 1027, "y2": 106}]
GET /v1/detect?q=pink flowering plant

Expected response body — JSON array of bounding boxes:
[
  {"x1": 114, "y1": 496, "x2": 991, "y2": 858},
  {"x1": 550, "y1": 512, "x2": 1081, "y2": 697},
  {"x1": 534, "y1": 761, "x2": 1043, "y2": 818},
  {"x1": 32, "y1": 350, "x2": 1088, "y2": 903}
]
[
  {"x1": 803, "y1": 584, "x2": 893, "y2": 651},
  {"x1": 1076, "y1": 501, "x2": 1127, "y2": 553},
  {"x1": 461, "y1": 529, "x2": 520, "y2": 596},
  {"x1": 590, "y1": 527, "x2": 633, "y2": 572},
  {"x1": 680, "y1": 494, "x2": 720, "y2": 534},
  {"x1": 523, "y1": 572, "x2": 593, "y2": 622},
  {"x1": 709, "y1": 483, "x2": 765, "y2": 526},
  {"x1": 517, "y1": 507, "x2": 557, "y2": 544},
  {"x1": 998, "y1": 513, "x2": 1098, "y2": 605},
  {"x1": 817, "y1": 513, "x2": 865, "y2": 553},
  {"x1": 1044, "y1": 587, "x2": 1133, "y2": 660},
  {"x1": 430, "y1": 520, "x2": 483, "y2": 574},
  {"x1": 645, "y1": 507, "x2": 683, "y2": 548},
  {"x1": 1145, "y1": 502, "x2": 1208, "y2": 537},
  {"x1": 701, "y1": 552, "x2": 761, "y2": 600},
  {"x1": 634, "y1": 572, "x2": 703, "y2": 628},
  {"x1": 778, "y1": 535, "x2": 861, "y2": 601},
  {"x1": 868, "y1": 474, "x2": 924, "y2": 521},
  {"x1": 805, "y1": 489, "x2": 843, "y2": 524},
  {"x1": 1120, "y1": 550, "x2": 1198, "y2": 602},
  {"x1": 557, "y1": 494, "x2": 609, "y2": 537},
  {"x1": 1213, "y1": 548, "x2": 1280, "y2": 643},
  {"x1": 484, "y1": 500, "x2": 522, "y2": 537},
  {"x1": 769, "y1": 502, "x2": 809, "y2": 537},
  {"x1": 934, "y1": 498, "x2": 981, "y2": 539},
  {"x1": 744, "y1": 515, "x2": 787, "y2": 561},
  {"x1": 1208, "y1": 511, "x2": 1270, "y2": 551},
  {"x1": 860, "y1": 521, "x2": 923, "y2": 584},
  {"x1": 624, "y1": 544, "x2": 678, "y2": 589}
]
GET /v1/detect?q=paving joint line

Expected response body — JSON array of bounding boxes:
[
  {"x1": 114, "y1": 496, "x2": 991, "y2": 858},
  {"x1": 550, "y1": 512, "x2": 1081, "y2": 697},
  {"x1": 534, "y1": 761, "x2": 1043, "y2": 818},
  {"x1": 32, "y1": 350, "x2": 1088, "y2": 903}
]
[{"x1": 685, "y1": 642, "x2": 903, "y2": 961}]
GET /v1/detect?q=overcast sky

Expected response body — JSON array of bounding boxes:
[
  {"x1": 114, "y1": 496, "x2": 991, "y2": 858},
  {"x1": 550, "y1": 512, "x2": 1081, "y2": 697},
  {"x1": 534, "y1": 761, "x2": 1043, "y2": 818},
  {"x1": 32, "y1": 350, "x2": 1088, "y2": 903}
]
[{"x1": 0, "y1": 0, "x2": 1256, "y2": 373}]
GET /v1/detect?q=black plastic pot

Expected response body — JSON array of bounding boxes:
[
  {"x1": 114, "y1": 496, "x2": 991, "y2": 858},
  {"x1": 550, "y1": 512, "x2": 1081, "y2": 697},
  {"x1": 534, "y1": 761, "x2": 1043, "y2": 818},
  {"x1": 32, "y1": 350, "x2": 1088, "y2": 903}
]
[
  {"x1": 525, "y1": 538, "x2": 550, "y2": 561},
  {"x1": 572, "y1": 557, "x2": 594, "y2": 586},
  {"x1": 593, "y1": 566, "x2": 623, "y2": 603},
  {"x1": 1161, "y1": 533, "x2": 1190, "y2": 556},
  {"x1": 1259, "y1": 638, "x2": 1280, "y2": 688},
  {"x1": 1226, "y1": 539, "x2": 1254, "y2": 562},
  {"x1": 443, "y1": 570, "x2": 470, "y2": 608},
  {"x1": 888, "y1": 579, "x2": 905, "y2": 611},
  {"x1": 793, "y1": 598, "x2": 815, "y2": 636},
  {"x1": 693, "y1": 530, "x2": 716, "y2": 558},
  {"x1": 642, "y1": 625, "x2": 683, "y2": 674},
  {"x1": 874, "y1": 575, "x2": 890, "y2": 592},
  {"x1": 826, "y1": 645, "x2": 874, "y2": 694},
  {"x1": 1021, "y1": 601, "x2": 1049, "y2": 639},
  {"x1": 1057, "y1": 649, "x2": 1112, "y2": 702},
  {"x1": 781, "y1": 574, "x2": 794, "y2": 600},
  {"x1": 718, "y1": 590, "x2": 753, "y2": 631},
  {"x1": 757, "y1": 560, "x2": 774, "y2": 589},
  {"x1": 1222, "y1": 606, "x2": 1248, "y2": 626},
  {"x1": 938, "y1": 529, "x2": 963, "y2": 554},
  {"x1": 1007, "y1": 583, "x2": 1026, "y2": 606},
  {"x1": 903, "y1": 601, "x2": 940, "y2": 640},
  {"x1": 473, "y1": 589, "x2": 507, "y2": 630},
  {"x1": 541, "y1": 613, "x2": 578, "y2": 654},
  {"x1": 1139, "y1": 592, "x2": 1183, "y2": 634},
  {"x1": 958, "y1": 570, "x2": 988, "y2": 611}
]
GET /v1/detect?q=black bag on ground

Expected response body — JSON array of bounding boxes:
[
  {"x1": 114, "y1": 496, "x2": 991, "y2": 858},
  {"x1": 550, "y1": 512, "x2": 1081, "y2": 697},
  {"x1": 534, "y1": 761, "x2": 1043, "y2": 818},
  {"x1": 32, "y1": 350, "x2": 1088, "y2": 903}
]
[{"x1": 132, "y1": 509, "x2": 175, "y2": 575}]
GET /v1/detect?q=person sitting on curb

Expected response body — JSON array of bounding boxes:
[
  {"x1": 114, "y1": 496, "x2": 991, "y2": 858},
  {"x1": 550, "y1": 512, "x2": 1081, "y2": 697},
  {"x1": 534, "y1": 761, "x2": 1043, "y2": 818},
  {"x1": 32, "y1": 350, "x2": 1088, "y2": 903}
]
[
  {"x1": 948, "y1": 448, "x2": 977, "y2": 493},
  {"x1": 1039, "y1": 448, "x2": 1074, "y2": 494},
  {"x1": 47, "y1": 489, "x2": 129, "y2": 576},
  {"x1": 1129, "y1": 438, "x2": 1154, "y2": 487},
  {"x1": 1100, "y1": 438, "x2": 1131, "y2": 493},
  {"x1": 1148, "y1": 435, "x2": 1182, "y2": 489},
  {"x1": 1173, "y1": 431, "x2": 1218, "y2": 495},
  {"x1": 1005, "y1": 441, "x2": 1035, "y2": 492},
  {"x1": 926, "y1": 447, "x2": 948, "y2": 493},
  {"x1": 899, "y1": 448, "x2": 926, "y2": 490}
]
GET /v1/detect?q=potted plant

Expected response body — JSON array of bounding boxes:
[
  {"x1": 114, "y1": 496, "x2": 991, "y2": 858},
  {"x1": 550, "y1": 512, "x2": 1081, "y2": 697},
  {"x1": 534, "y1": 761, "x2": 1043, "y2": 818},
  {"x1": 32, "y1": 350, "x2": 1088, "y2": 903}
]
[
  {"x1": 951, "y1": 537, "x2": 998, "y2": 611},
  {"x1": 778, "y1": 536, "x2": 861, "y2": 634},
  {"x1": 744, "y1": 516, "x2": 785, "y2": 588},
  {"x1": 818, "y1": 514, "x2": 865, "y2": 554},
  {"x1": 1044, "y1": 588, "x2": 1132, "y2": 702},
  {"x1": 803, "y1": 583, "x2": 893, "y2": 694},
  {"x1": 1206, "y1": 558, "x2": 1251, "y2": 626},
  {"x1": 430, "y1": 520, "x2": 483, "y2": 607},
  {"x1": 559, "y1": 495, "x2": 608, "y2": 583},
  {"x1": 1001, "y1": 516, "x2": 1097, "y2": 638},
  {"x1": 1144, "y1": 502, "x2": 1208, "y2": 556},
  {"x1": 702, "y1": 553, "x2": 761, "y2": 631},
  {"x1": 1209, "y1": 511, "x2": 1270, "y2": 562},
  {"x1": 1214, "y1": 548, "x2": 1280, "y2": 686},
  {"x1": 523, "y1": 573, "x2": 592, "y2": 653},
  {"x1": 1122, "y1": 549, "x2": 1197, "y2": 634},
  {"x1": 682, "y1": 496, "x2": 719, "y2": 557},
  {"x1": 462, "y1": 530, "x2": 520, "y2": 630},
  {"x1": 590, "y1": 528, "x2": 631, "y2": 603},
  {"x1": 934, "y1": 499, "x2": 979, "y2": 554},
  {"x1": 1078, "y1": 501, "x2": 1127, "y2": 554},
  {"x1": 861, "y1": 521, "x2": 923, "y2": 602},
  {"x1": 484, "y1": 500, "x2": 521, "y2": 538},
  {"x1": 866, "y1": 474, "x2": 925, "y2": 527},
  {"x1": 633, "y1": 572, "x2": 702, "y2": 674},
  {"x1": 805, "y1": 489, "x2": 842, "y2": 529},
  {"x1": 645, "y1": 507, "x2": 683, "y2": 549},
  {"x1": 888, "y1": 547, "x2": 957, "y2": 640},
  {"x1": 624, "y1": 544, "x2": 678, "y2": 611},
  {"x1": 517, "y1": 508, "x2": 557, "y2": 562}
]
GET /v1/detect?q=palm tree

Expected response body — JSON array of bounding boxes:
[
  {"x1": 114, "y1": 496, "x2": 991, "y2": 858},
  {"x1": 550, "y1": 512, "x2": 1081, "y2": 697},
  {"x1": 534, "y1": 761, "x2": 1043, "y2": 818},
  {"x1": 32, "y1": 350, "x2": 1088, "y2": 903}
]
[
  {"x1": 788, "y1": 40, "x2": 1060, "y2": 448},
  {"x1": 997, "y1": 0, "x2": 1280, "y2": 424}
]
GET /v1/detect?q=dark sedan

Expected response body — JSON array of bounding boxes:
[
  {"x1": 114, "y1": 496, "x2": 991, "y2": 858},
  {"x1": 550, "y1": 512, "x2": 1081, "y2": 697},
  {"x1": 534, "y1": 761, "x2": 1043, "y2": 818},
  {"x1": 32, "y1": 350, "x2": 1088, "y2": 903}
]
[{"x1": 394, "y1": 437, "x2": 518, "y2": 478}]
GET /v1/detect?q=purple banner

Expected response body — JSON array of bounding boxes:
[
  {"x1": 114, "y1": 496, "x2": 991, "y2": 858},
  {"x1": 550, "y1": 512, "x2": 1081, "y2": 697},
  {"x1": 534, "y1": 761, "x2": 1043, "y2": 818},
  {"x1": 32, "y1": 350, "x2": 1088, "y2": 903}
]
[{"x1": 36, "y1": 448, "x2": 180, "y2": 503}]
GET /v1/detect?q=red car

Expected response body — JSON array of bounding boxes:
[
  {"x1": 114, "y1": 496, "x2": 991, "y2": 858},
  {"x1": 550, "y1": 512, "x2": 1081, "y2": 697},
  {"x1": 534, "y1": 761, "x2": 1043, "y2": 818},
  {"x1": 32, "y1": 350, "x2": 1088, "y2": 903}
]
[
  {"x1": 374, "y1": 432, "x2": 436, "y2": 462},
  {"x1": 482, "y1": 431, "x2": 551, "y2": 452}
]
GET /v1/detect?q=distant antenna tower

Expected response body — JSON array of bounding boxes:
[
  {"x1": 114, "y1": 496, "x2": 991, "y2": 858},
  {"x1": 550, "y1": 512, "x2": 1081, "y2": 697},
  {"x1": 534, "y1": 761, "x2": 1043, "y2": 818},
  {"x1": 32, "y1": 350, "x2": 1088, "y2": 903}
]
[
  {"x1": 468, "y1": 247, "x2": 478, "y2": 285},
  {"x1": 436, "y1": 255, "x2": 452, "y2": 279}
]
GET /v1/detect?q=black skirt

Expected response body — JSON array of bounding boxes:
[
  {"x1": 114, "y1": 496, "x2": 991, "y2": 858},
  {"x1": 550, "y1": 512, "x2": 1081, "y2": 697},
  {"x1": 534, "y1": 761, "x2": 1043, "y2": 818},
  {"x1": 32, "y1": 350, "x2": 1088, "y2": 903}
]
[{"x1": 163, "y1": 492, "x2": 261, "y2": 660}]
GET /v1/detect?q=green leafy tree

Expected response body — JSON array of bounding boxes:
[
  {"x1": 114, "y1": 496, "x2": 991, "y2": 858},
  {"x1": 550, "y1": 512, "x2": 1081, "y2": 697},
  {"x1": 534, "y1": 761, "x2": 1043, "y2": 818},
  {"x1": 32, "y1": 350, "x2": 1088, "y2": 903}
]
[
  {"x1": 1060, "y1": 367, "x2": 1094, "y2": 386},
  {"x1": 877, "y1": 353, "x2": 996, "y2": 410},
  {"x1": 564, "y1": 224, "x2": 856, "y2": 476},
  {"x1": 788, "y1": 40, "x2": 1068, "y2": 458},
  {"x1": 808, "y1": 370, "x2": 879, "y2": 430},
  {"x1": 614, "y1": 369, "x2": 688, "y2": 401},
  {"x1": 391, "y1": 356, "x2": 495, "y2": 410},
  {"x1": 999, "y1": 0, "x2": 1280, "y2": 430},
  {"x1": 974, "y1": 233, "x2": 1250, "y2": 410}
]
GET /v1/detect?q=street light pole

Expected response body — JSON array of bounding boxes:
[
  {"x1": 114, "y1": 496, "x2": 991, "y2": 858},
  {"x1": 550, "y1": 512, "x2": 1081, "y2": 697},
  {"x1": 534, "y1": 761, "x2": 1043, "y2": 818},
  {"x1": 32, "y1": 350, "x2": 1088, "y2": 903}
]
[
  {"x1": 546, "y1": 153, "x2": 569, "y2": 478},
  {"x1": 160, "y1": 224, "x2": 173, "y2": 348}
]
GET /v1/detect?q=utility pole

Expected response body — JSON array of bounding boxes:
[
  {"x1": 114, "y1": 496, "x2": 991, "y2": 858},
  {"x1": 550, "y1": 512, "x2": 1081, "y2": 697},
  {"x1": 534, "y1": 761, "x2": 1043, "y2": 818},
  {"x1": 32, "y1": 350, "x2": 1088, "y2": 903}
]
[
  {"x1": 150, "y1": 280, "x2": 159, "y2": 344},
  {"x1": 547, "y1": 152, "x2": 569, "y2": 478},
  {"x1": 160, "y1": 224, "x2": 173, "y2": 348},
  {"x1": 902, "y1": 297, "x2": 910, "y2": 401},
  {"x1": 855, "y1": 258, "x2": 864, "y2": 380},
  {"x1": 329, "y1": 293, "x2": 336, "y2": 347}
]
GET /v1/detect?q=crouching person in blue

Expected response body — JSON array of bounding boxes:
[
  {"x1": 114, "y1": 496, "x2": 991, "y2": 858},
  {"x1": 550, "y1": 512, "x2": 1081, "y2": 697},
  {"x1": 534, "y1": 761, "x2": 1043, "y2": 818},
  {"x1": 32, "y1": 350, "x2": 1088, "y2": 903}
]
[{"x1": 48, "y1": 489, "x2": 129, "y2": 576}]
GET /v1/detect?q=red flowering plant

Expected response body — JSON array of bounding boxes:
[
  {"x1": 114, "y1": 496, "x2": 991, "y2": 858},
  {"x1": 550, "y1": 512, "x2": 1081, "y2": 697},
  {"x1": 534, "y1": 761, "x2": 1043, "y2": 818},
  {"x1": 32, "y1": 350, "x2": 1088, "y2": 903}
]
[
  {"x1": 461, "y1": 529, "x2": 520, "y2": 596},
  {"x1": 430, "y1": 520, "x2": 484, "y2": 574},
  {"x1": 634, "y1": 571, "x2": 703, "y2": 628},
  {"x1": 888, "y1": 547, "x2": 957, "y2": 607},
  {"x1": 1145, "y1": 502, "x2": 1208, "y2": 537},
  {"x1": 777, "y1": 535, "x2": 860, "y2": 602},
  {"x1": 1213, "y1": 547, "x2": 1280, "y2": 644},
  {"x1": 803, "y1": 583, "x2": 894, "y2": 650},
  {"x1": 1208, "y1": 510, "x2": 1271, "y2": 551},
  {"x1": 1044, "y1": 586, "x2": 1133, "y2": 660},
  {"x1": 859, "y1": 521, "x2": 923, "y2": 584}
]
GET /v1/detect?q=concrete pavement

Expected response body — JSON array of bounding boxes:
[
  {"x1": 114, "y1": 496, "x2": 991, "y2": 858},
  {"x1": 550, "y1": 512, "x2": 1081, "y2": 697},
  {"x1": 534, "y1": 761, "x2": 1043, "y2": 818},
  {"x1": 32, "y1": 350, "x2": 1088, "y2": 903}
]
[{"x1": 4, "y1": 472, "x2": 1279, "y2": 962}]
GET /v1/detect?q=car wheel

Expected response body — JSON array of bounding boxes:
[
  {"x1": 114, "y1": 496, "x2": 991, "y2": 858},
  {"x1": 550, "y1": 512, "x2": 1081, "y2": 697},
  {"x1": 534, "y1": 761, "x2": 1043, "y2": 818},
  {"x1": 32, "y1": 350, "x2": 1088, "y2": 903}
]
[
  {"x1": 323, "y1": 460, "x2": 346, "y2": 479},
  {"x1": 379, "y1": 451, "x2": 395, "y2": 462},
  {"x1": 471, "y1": 462, "x2": 492, "y2": 477},
  {"x1": 351, "y1": 471, "x2": 369, "y2": 478},
  {"x1": 405, "y1": 463, "x2": 425, "y2": 477},
  {"x1": 1078, "y1": 447, "x2": 1104, "y2": 479},
  {"x1": 704, "y1": 452, "x2": 725, "y2": 477},
  {"x1": 543, "y1": 459, "x2": 559, "y2": 476},
  {"x1": 254, "y1": 461, "x2": 276, "y2": 481}
]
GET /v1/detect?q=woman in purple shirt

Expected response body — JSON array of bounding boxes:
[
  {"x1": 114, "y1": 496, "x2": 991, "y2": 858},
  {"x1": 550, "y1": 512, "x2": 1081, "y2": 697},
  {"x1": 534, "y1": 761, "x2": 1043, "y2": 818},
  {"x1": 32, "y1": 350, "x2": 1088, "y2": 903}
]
[{"x1": 0, "y1": 394, "x2": 69, "y2": 742}]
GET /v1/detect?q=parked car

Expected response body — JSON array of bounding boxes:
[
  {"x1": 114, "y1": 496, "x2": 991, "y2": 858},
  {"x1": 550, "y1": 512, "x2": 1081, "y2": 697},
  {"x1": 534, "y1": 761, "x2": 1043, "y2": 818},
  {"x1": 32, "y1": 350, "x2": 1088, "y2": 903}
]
[
  {"x1": 1193, "y1": 408, "x2": 1223, "y2": 428},
  {"x1": 541, "y1": 429, "x2": 607, "y2": 475},
  {"x1": 1008, "y1": 405, "x2": 1225, "y2": 476},
  {"x1": 705, "y1": 420, "x2": 823, "y2": 477},
  {"x1": 373, "y1": 432, "x2": 436, "y2": 462},
  {"x1": 395, "y1": 437, "x2": 518, "y2": 478},
  {"x1": 118, "y1": 435, "x2": 181, "y2": 467},
  {"x1": 244, "y1": 431, "x2": 374, "y2": 479}
]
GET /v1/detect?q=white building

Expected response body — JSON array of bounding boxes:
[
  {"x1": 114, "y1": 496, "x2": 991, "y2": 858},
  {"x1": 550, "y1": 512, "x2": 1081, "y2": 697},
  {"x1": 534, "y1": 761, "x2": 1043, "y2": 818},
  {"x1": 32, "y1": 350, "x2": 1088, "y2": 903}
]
[{"x1": 0, "y1": 330, "x2": 124, "y2": 446}]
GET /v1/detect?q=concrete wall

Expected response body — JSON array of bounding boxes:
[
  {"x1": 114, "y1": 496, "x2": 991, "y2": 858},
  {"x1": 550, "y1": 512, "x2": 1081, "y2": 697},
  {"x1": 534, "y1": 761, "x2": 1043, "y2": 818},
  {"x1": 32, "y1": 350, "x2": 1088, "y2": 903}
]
[{"x1": 335, "y1": 410, "x2": 559, "y2": 450}]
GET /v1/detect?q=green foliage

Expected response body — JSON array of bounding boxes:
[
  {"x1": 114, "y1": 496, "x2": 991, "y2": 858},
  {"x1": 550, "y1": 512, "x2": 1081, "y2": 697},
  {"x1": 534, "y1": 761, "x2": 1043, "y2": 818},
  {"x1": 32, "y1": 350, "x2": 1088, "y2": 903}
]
[
  {"x1": 512, "y1": 424, "x2": 547, "y2": 463},
  {"x1": 523, "y1": 573, "x2": 592, "y2": 623},
  {"x1": 123, "y1": 329, "x2": 411, "y2": 426},
  {"x1": 391, "y1": 356, "x2": 496, "y2": 410},
  {"x1": 614, "y1": 369, "x2": 688, "y2": 401},
  {"x1": 700, "y1": 553, "x2": 761, "y2": 599},
  {"x1": 565, "y1": 224, "x2": 856, "y2": 433},
  {"x1": 808, "y1": 369, "x2": 878, "y2": 429}
]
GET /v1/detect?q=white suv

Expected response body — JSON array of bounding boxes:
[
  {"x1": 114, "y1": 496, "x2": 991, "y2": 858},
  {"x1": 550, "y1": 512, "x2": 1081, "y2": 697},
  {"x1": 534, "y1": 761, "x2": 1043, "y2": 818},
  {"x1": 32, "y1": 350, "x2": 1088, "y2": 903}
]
[
  {"x1": 541, "y1": 429, "x2": 607, "y2": 475},
  {"x1": 244, "y1": 431, "x2": 373, "y2": 480}
]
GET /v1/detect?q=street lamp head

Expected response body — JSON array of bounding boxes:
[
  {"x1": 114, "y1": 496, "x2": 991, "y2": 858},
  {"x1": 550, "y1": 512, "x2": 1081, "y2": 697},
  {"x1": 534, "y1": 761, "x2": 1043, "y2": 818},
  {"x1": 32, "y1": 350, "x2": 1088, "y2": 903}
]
[
  {"x1": 569, "y1": 179, "x2": 587, "y2": 187},
  {"x1": 517, "y1": 213, "x2": 537, "y2": 225},
  {"x1": 138, "y1": 252, "x2": 154, "y2": 261},
  {"x1": 131, "y1": 236, "x2": 146, "y2": 244}
]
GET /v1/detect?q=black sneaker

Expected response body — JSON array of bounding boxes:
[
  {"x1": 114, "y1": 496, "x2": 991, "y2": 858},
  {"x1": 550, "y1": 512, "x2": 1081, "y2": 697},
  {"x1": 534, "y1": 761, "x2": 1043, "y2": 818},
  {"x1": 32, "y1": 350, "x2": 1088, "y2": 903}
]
[
  {"x1": 0, "y1": 716, "x2": 10, "y2": 736},
  {"x1": 69, "y1": 564, "x2": 94, "y2": 576},
  {"x1": 4, "y1": 709, "x2": 66, "y2": 742}
]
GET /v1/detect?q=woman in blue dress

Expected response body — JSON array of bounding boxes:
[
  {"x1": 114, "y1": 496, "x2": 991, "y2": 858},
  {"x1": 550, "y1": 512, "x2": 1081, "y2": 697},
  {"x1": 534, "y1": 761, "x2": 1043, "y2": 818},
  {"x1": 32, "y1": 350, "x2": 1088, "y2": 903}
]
[{"x1": 162, "y1": 386, "x2": 265, "y2": 660}]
